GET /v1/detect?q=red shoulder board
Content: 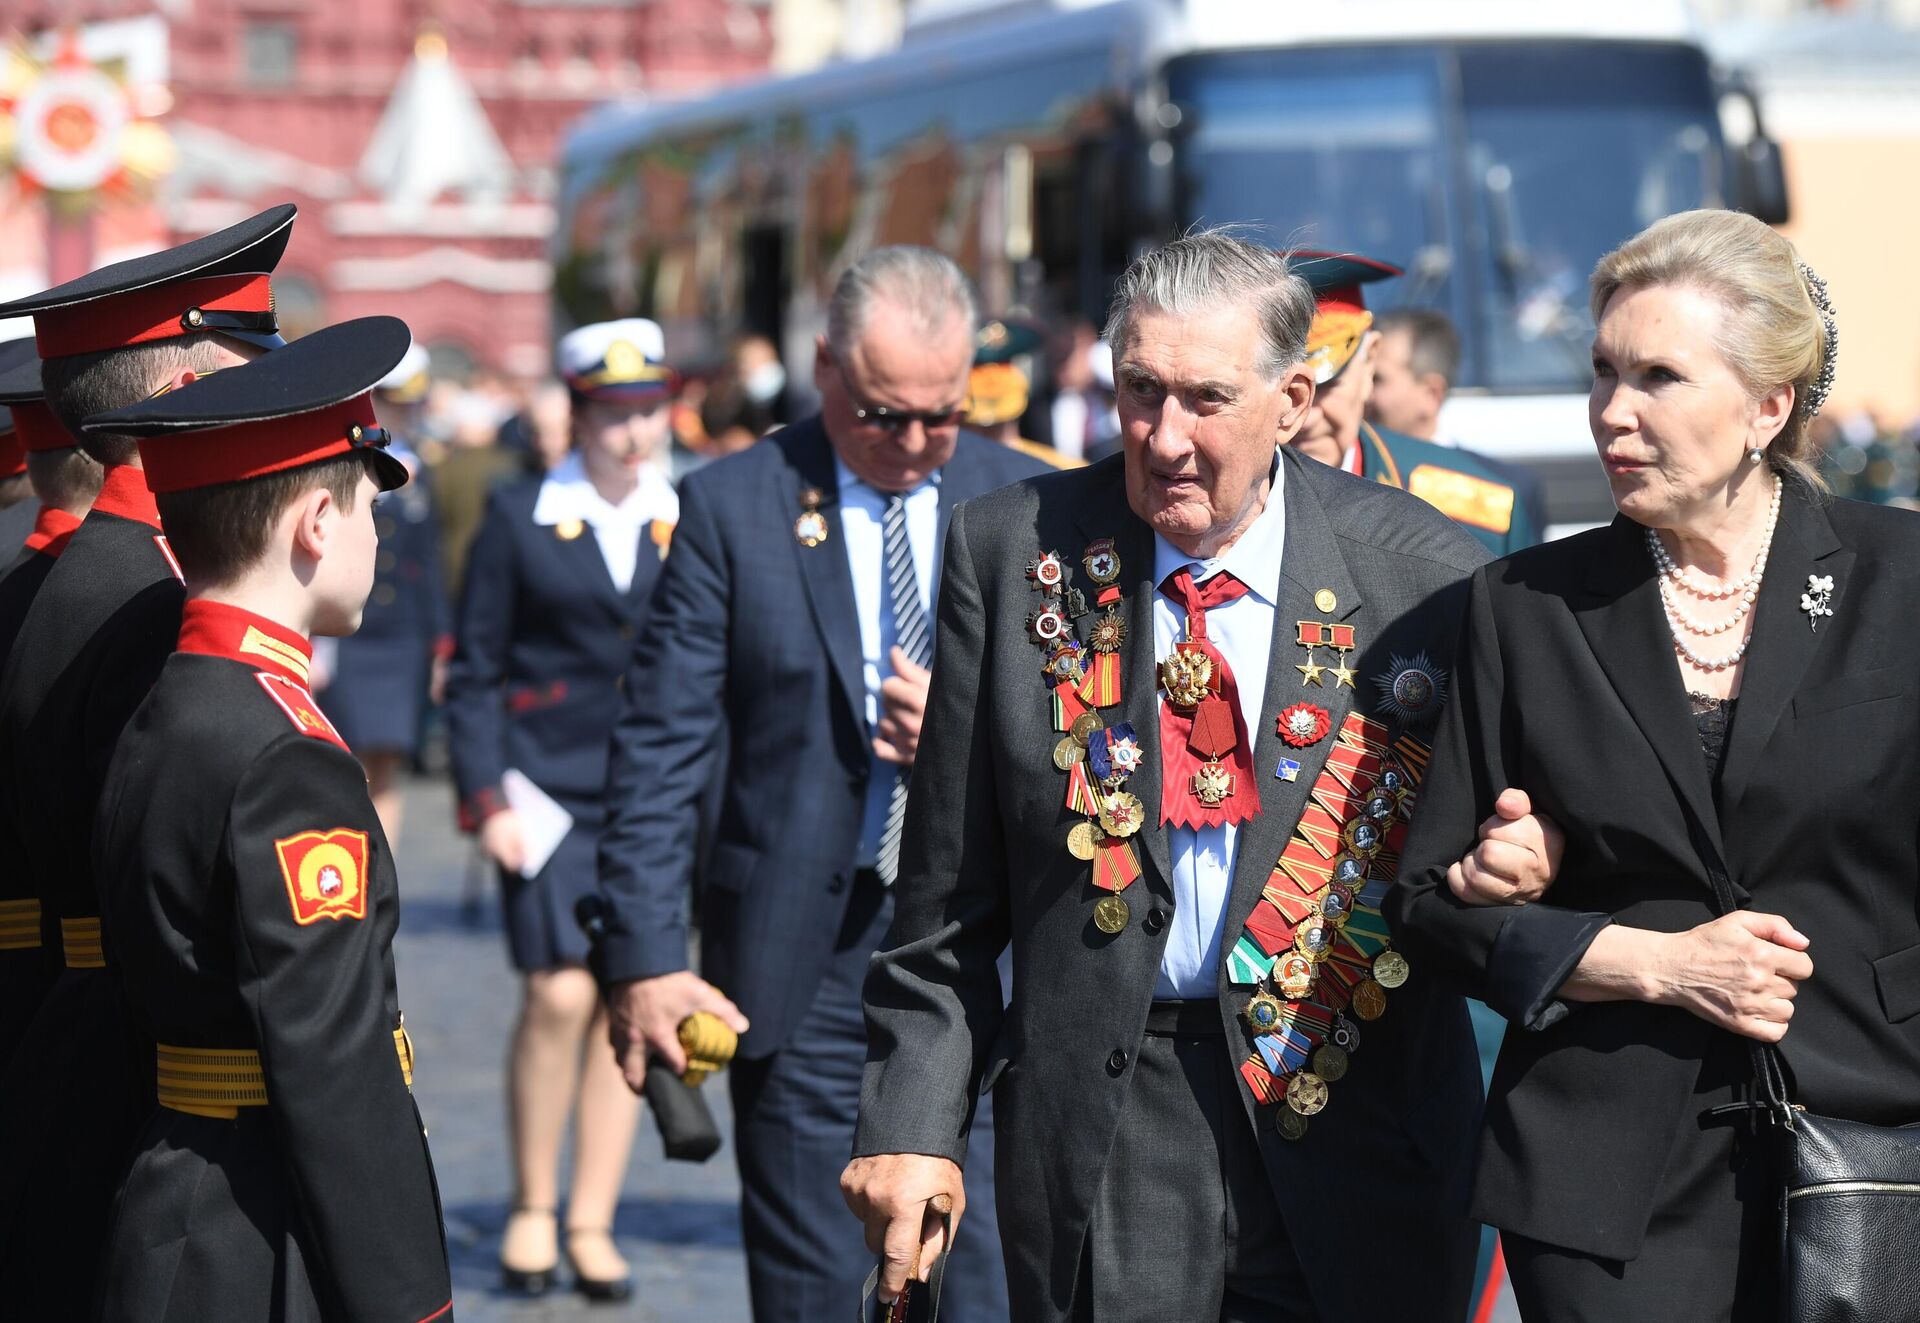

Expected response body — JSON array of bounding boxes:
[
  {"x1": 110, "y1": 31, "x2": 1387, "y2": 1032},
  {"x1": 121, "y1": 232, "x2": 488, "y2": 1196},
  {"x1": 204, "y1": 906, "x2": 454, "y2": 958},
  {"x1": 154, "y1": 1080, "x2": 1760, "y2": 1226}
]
[{"x1": 254, "y1": 673, "x2": 350, "y2": 751}]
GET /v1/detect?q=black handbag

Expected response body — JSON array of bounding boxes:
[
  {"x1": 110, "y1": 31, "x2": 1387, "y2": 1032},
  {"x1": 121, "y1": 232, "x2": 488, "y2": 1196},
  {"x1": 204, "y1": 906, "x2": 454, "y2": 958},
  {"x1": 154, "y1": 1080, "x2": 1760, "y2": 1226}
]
[{"x1": 1685, "y1": 813, "x2": 1920, "y2": 1323}]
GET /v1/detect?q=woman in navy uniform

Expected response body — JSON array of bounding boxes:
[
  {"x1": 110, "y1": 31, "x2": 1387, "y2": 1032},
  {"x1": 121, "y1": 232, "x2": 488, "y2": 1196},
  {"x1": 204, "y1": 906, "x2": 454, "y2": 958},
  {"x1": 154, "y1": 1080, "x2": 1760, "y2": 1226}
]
[
  {"x1": 445, "y1": 318, "x2": 679, "y2": 1302},
  {"x1": 315, "y1": 342, "x2": 450, "y2": 845}
]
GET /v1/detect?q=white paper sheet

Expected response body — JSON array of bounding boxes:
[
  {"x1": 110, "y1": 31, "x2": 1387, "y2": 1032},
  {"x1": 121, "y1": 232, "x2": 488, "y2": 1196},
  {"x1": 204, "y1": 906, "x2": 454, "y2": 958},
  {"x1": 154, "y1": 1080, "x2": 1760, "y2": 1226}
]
[{"x1": 502, "y1": 768, "x2": 574, "y2": 881}]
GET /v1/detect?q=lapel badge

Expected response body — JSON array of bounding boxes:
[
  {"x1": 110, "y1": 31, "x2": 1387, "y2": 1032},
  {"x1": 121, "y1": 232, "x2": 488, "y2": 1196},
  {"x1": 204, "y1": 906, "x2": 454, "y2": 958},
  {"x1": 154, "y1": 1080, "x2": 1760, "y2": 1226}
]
[
  {"x1": 556, "y1": 518, "x2": 585, "y2": 542},
  {"x1": 1800, "y1": 574, "x2": 1835, "y2": 631},
  {"x1": 1373, "y1": 652, "x2": 1447, "y2": 724},
  {"x1": 1027, "y1": 550, "x2": 1067, "y2": 593},
  {"x1": 1277, "y1": 702, "x2": 1332, "y2": 748},
  {"x1": 1295, "y1": 621, "x2": 1326, "y2": 685},
  {"x1": 1027, "y1": 603, "x2": 1069, "y2": 646},
  {"x1": 1314, "y1": 588, "x2": 1338, "y2": 613},
  {"x1": 1275, "y1": 757, "x2": 1301, "y2": 782},
  {"x1": 794, "y1": 488, "x2": 830, "y2": 548},
  {"x1": 1083, "y1": 538, "x2": 1121, "y2": 586}
]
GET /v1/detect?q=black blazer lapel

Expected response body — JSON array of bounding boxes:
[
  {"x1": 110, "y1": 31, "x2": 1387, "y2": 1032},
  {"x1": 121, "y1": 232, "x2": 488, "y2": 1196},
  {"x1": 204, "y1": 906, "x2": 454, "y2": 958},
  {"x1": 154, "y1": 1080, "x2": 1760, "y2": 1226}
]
[
  {"x1": 547, "y1": 520, "x2": 626, "y2": 617},
  {"x1": 1572, "y1": 515, "x2": 1729, "y2": 865},
  {"x1": 783, "y1": 420, "x2": 868, "y2": 737},
  {"x1": 1219, "y1": 453, "x2": 1364, "y2": 986},
  {"x1": 1718, "y1": 485, "x2": 1850, "y2": 815}
]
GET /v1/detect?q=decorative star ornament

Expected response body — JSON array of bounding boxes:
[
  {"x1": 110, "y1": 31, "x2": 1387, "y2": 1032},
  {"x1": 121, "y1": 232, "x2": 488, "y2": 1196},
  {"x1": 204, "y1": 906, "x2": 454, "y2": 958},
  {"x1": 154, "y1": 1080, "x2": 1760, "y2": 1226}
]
[{"x1": 1799, "y1": 574, "x2": 1835, "y2": 631}]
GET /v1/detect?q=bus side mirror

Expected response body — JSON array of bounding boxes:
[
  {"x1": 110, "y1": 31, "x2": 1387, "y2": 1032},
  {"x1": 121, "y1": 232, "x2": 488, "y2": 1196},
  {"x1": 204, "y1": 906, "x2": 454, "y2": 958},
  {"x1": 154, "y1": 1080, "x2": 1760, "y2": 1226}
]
[{"x1": 1733, "y1": 134, "x2": 1790, "y2": 227}]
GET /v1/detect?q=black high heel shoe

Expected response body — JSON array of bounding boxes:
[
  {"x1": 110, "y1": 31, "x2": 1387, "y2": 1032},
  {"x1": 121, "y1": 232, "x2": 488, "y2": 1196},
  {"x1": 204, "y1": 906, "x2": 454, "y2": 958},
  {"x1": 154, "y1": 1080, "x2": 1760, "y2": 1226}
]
[
  {"x1": 499, "y1": 1206, "x2": 559, "y2": 1295},
  {"x1": 565, "y1": 1227, "x2": 634, "y2": 1304}
]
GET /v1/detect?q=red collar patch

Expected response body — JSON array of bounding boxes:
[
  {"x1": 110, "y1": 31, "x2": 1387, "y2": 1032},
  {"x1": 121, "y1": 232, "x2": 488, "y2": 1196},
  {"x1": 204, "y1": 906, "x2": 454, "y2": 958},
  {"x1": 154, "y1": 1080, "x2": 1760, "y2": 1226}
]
[
  {"x1": 22, "y1": 506, "x2": 80, "y2": 558},
  {"x1": 89, "y1": 463, "x2": 162, "y2": 530},
  {"x1": 178, "y1": 599, "x2": 312, "y2": 685}
]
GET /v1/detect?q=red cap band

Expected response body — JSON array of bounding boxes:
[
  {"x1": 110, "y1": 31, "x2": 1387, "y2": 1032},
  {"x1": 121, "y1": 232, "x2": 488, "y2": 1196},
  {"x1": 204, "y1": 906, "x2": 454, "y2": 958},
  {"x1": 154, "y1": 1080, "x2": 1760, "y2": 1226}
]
[
  {"x1": 33, "y1": 274, "x2": 275, "y2": 360},
  {"x1": 1314, "y1": 284, "x2": 1367, "y2": 317},
  {"x1": 12, "y1": 399, "x2": 71, "y2": 453},
  {"x1": 137, "y1": 394, "x2": 380, "y2": 495}
]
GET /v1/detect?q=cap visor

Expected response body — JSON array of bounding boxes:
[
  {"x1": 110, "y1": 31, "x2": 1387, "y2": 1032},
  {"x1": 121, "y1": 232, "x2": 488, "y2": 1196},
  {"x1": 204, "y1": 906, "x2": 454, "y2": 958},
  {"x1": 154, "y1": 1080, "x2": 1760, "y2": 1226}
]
[{"x1": 368, "y1": 448, "x2": 410, "y2": 492}]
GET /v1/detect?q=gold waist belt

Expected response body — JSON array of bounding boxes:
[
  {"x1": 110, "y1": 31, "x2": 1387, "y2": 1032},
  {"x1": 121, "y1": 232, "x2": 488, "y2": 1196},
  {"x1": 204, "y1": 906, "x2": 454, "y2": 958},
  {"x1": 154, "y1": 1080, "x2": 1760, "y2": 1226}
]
[
  {"x1": 157, "y1": 1026, "x2": 417, "y2": 1119},
  {"x1": 61, "y1": 917, "x2": 104, "y2": 968},
  {"x1": 0, "y1": 899, "x2": 39, "y2": 950}
]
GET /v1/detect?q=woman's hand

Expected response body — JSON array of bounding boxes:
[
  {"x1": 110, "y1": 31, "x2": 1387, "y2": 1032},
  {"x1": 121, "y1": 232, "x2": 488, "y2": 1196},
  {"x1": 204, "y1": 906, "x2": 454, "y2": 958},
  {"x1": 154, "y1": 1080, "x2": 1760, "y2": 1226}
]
[
  {"x1": 1446, "y1": 789, "x2": 1565, "y2": 907},
  {"x1": 480, "y1": 807, "x2": 528, "y2": 875},
  {"x1": 1647, "y1": 912, "x2": 1814, "y2": 1041},
  {"x1": 1564, "y1": 913, "x2": 1813, "y2": 1042}
]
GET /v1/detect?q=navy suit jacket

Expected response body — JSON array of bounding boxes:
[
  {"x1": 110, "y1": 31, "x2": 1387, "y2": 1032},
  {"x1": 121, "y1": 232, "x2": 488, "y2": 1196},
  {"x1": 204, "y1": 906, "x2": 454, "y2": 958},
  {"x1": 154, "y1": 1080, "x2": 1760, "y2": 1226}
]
[
  {"x1": 445, "y1": 476, "x2": 668, "y2": 825},
  {"x1": 597, "y1": 416, "x2": 1045, "y2": 1057}
]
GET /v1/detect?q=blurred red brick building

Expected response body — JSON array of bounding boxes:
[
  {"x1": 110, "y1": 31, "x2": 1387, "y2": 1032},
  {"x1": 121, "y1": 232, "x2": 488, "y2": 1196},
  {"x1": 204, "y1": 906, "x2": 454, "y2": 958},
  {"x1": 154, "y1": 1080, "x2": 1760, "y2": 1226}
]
[{"x1": 11, "y1": 2, "x2": 772, "y2": 378}]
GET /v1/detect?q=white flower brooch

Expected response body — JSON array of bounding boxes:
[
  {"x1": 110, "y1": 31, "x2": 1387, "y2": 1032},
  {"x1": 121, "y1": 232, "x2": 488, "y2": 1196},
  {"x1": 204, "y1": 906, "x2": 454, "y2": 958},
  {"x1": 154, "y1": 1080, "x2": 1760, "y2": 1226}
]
[{"x1": 1800, "y1": 574, "x2": 1835, "y2": 631}]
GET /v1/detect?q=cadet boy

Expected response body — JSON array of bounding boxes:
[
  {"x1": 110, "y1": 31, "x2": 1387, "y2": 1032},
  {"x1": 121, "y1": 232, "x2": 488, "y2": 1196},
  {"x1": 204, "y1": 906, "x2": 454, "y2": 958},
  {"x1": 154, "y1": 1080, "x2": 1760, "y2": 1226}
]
[
  {"x1": 0, "y1": 203, "x2": 294, "y2": 1309},
  {"x1": 86, "y1": 316, "x2": 452, "y2": 1322}
]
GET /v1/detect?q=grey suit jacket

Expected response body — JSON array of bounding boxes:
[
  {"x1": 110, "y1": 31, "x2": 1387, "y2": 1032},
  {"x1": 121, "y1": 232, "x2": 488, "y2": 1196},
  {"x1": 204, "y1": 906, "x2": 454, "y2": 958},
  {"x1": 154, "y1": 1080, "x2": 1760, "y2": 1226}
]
[{"x1": 856, "y1": 447, "x2": 1493, "y2": 1322}]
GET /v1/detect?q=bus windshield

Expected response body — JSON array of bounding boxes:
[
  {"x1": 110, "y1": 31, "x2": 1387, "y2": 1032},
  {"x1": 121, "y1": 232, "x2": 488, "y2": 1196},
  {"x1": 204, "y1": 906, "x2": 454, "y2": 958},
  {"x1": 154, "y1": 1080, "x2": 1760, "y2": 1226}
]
[{"x1": 1169, "y1": 42, "x2": 1723, "y2": 393}]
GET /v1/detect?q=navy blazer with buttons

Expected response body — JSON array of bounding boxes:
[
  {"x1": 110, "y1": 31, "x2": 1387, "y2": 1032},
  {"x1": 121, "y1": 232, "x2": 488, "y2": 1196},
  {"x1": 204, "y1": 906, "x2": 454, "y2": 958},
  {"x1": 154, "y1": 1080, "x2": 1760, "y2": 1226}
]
[
  {"x1": 445, "y1": 476, "x2": 668, "y2": 826},
  {"x1": 596, "y1": 416, "x2": 1046, "y2": 1058}
]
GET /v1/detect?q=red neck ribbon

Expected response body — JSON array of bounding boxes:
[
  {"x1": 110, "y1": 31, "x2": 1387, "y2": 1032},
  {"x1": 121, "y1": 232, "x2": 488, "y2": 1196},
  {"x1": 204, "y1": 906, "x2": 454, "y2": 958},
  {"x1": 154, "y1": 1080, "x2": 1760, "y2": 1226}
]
[{"x1": 1158, "y1": 567, "x2": 1261, "y2": 829}]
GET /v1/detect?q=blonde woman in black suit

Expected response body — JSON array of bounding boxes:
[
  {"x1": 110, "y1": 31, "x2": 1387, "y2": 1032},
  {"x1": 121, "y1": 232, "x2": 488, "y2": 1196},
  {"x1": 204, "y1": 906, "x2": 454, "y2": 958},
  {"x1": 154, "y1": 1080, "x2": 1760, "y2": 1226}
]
[{"x1": 1390, "y1": 210, "x2": 1920, "y2": 1322}]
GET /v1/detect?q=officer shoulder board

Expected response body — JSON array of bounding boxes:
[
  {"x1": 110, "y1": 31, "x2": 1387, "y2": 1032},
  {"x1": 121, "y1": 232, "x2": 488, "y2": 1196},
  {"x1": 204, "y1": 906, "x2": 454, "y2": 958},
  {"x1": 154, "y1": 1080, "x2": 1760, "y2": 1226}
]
[
  {"x1": 254, "y1": 672, "x2": 350, "y2": 752},
  {"x1": 1406, "y1": 465, "x2": 1515, "y2": 535}
]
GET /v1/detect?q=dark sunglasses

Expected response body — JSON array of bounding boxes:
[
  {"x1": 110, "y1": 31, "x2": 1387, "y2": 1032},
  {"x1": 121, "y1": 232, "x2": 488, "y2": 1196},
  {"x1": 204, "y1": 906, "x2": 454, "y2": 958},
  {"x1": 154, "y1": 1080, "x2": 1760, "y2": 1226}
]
[{"x1": 836, "y1": 362, "x2": 964, "y2": 434}]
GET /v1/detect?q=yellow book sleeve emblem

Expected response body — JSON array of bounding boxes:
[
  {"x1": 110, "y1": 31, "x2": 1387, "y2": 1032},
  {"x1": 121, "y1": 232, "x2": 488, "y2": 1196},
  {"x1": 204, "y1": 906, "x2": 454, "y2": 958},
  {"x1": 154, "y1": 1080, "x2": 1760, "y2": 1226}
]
[
  {"x1": 1406, "y1": 465, "x2": 1515, "y2": 534},
  {"x1": 275, "y1": 827, "x2": 370, "y2": 925}
]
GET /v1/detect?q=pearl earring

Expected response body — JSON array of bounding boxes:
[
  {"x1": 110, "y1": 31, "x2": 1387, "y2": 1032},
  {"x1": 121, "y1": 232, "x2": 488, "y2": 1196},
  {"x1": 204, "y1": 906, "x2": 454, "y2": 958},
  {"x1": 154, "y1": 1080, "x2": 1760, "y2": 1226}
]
[{"x1": 1748, "y1": 446, "x2": 1765, "y2": 465}]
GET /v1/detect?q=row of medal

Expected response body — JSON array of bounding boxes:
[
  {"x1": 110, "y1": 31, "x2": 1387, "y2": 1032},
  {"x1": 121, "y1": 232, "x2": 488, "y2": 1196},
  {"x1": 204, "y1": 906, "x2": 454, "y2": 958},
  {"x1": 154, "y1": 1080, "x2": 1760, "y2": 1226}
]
[
  {"x1": 1027, "y1": 538, "x2": 1149, "y2": 934},
  {"x1": 1230, "y1": 710, "x2": 1426, "y2": 1140}
]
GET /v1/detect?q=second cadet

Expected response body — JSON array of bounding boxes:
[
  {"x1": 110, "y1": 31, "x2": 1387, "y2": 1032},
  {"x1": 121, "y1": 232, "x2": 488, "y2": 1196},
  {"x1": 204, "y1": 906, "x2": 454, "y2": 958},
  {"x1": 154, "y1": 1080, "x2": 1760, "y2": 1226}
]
[
  {"x1": 1288, "y1": 250, "x2": 1541, "y2": 555},
  {"x1": 86, "y1": 315, "x2": 452, "y2": 1322},
  {"x1": 443, "y1": 318, "x2": 681, "y2": 1302}
]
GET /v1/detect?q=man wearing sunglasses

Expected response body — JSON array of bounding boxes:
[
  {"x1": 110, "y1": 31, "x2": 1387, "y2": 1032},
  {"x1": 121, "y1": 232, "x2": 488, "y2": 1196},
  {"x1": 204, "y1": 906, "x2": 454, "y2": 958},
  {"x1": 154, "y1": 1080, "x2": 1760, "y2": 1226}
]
[
  {"x1": 595, "y1": 245, "x2": 1045, "y2": 1322},
  {"x1": 0, "y1": 205, "x2": 293, "y2": 1314}
]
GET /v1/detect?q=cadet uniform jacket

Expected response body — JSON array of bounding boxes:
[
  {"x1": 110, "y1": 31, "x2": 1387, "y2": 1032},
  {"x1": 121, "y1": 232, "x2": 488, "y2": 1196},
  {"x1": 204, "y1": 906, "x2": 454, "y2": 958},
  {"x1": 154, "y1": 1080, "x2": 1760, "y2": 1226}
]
[
  {"x1": 1352, "y1": 421, "x2": 1542, "y2": 556},
  {"x1": 93, "y1": 600, "x2": 451, "y2": 1323}
]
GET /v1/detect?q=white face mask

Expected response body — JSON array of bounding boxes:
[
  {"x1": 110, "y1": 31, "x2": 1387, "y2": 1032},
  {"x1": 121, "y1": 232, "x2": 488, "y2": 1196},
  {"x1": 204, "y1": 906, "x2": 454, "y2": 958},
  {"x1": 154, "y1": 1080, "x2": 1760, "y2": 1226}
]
[{"x1": 744, "y1": 361, "x2": 787, "y2": 404}]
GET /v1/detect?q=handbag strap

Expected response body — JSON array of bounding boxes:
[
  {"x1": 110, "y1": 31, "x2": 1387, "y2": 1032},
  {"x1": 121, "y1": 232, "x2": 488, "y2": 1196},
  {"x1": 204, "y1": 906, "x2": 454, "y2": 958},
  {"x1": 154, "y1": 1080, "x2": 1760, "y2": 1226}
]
[
  {"x1": 855, "y1": 1197, "x2": 953, "y2": 1323},
  {"x1": 1677, "y1": 808, "x2": 1797, "y2": 1125}
]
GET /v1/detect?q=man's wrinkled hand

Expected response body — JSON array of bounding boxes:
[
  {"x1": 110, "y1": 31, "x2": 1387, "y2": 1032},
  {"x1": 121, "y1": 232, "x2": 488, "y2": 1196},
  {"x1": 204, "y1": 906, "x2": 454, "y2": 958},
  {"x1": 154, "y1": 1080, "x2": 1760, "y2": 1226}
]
[
  {"x1": 1447, "y1": 788, "x2": 1565, "y2": 907},
  {"x1": 873, "y1": 646, "x2": 931, "y2": 767},
  {"x1": 607, "y1": 971, "x2": 748, "y2": 1092},
  {"x1": 841, "y1": 1154, "x2": 964, "y2": 1304}
]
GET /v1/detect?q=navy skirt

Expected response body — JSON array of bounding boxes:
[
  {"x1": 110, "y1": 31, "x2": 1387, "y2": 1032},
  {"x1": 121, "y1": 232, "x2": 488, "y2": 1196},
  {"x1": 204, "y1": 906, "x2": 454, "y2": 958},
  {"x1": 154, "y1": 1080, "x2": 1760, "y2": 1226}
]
[{"x1": 498, "y1": 803, "x2": 603, "y2": 973}]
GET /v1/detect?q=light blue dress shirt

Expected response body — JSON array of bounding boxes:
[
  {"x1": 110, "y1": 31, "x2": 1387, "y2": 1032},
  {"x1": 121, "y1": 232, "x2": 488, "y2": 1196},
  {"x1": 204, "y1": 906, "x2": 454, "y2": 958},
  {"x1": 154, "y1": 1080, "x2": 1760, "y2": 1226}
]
[
  {"x1": 835, "y1": 458, "x2": 941, "y2": 868},
  {"x1": 1150, "y1": 479, "x2": 1287, "y2": 999}
]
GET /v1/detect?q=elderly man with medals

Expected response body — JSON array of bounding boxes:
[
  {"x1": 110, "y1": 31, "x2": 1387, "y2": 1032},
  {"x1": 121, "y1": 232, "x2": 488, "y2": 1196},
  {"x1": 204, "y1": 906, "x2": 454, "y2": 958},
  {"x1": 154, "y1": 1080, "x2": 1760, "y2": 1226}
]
[{"x1": 842, "y1": 231, "x2": 1561, "y2": 1323}]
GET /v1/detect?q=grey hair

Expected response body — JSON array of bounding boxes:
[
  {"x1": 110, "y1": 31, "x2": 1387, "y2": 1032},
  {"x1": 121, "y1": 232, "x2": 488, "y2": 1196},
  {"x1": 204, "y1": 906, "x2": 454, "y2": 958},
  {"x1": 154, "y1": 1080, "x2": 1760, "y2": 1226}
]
[
  {"x1": 826, "y1": 246, "x2": 978, "y2": 358},
  {"x1": 1103, "y1": 229, "x2": 1316, "y2": 379}
]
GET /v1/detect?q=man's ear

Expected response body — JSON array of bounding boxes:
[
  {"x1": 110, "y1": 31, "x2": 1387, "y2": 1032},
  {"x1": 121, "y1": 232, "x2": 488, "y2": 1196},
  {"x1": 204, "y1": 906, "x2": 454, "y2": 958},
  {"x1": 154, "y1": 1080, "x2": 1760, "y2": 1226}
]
[
  {"x1": 157, "y1": 366, "x2": 203, "y2": 395},
  {"x1": 1275, "y1": 363, "x2": 1318, "y2": 436},
  {"x1": 812, "y1": 335, "x2": 834, "y2": 393},
  {"x1": 288, "y1": 486, "x2": 337, "y2": 563}
]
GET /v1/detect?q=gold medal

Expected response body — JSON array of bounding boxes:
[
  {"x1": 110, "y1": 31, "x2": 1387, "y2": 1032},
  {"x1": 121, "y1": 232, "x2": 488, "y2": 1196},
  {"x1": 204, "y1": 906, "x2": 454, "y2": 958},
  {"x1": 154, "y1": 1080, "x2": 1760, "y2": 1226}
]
[
  {"x1": 1089, "y1": 609, "x2": 1127, "y2": 653},
  {"x1": 794, "y1": 489, "x2": 830, "y2": 548},
  {"x1": 1350, "y1": 978, "x2": 1388, "y2": 1021},
  {"x1": 1093, "y1": 893, "x2": 1130, "y2": 934},
  {"x1": 1053, "y1": 737, "x2": 1085, "y2": 771},
  {"x1": 1275, "y1": 952, "x2": 1315, "y2": 1000},
  {"x1": 1191, "y1": 762, "x2": 1234, "y2": 806},
  {"x1": 1067, "y1": 821, "x2": 1100, "y2": 861},
  {"x1": 1070, "y1": 711, "x2": 1101, "y2": 745},
  {"x1": 1159, "y1": 646, "x2": 1213, "y2": 708},
  {"x1": 1294, "y1": 917, "x2": 1334, "y2": 961},
  {"x1": 1274, "y1": 1106, "x2": 1310, "y2": 1141},
  {"x1": 1372, "y1": 950, "x2": 1410, "y2": 990},
  {"x1": 1314, "y1": 589, "x2": 1338, "y2": 614},
  {"x1": 1312, "y1": 1043, "x2": 1350, "y2": 1083},
  {"x1": 556, "y1": 518, "x2": 585, "y2": 541},
  {"x1": 1245, "y1": 991, "x2": 1285, "y2": 1035},
  {"x1": 1097, "y1": 790, "x2": 1144, "y2": 839},
  {"x1": 1286, "y1": 1071, "x2": 1329, "y2": 1116}
]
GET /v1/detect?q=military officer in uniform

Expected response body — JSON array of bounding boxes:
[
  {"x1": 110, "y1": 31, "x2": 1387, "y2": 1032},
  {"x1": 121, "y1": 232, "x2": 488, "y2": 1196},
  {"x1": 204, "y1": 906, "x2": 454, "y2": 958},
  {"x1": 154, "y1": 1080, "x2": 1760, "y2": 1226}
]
[
  {"x1": 0, "y1": 361, "x2": 99, "y2": 1061},
  {"x1": 86, "y1": 316, "x2": 452, "y2": 1323},
  {"x1": 968, "y1": 317, "x2": 1084, "y2": 470},
  {"x1": 444, "y1": 318, "x2": 681, "y2": 1301},
  {"x1": 314, "y1": 342, "x2": 452, "y2": 846},
  {"x1": 0, "y1": 204, "x2": 294, "y2": 1312},
  {"x1": 1287, "y1": 252, "x2": 1540, "y2": 556}
]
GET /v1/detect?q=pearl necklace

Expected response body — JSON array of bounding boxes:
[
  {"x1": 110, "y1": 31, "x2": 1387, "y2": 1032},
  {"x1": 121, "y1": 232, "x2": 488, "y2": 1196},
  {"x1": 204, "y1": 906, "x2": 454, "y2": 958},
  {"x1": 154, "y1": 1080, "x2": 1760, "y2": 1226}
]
[{"x1": 1644, "y1": 481, "x2": 1782, "y2": 672}]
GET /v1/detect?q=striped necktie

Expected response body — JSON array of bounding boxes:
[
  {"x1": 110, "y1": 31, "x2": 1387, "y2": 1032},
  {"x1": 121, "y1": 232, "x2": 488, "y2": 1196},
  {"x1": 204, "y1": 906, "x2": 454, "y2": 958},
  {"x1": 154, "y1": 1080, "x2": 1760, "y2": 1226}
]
[{"x1": 875, "y1": 491, "x2": 932, "y2": 885}]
